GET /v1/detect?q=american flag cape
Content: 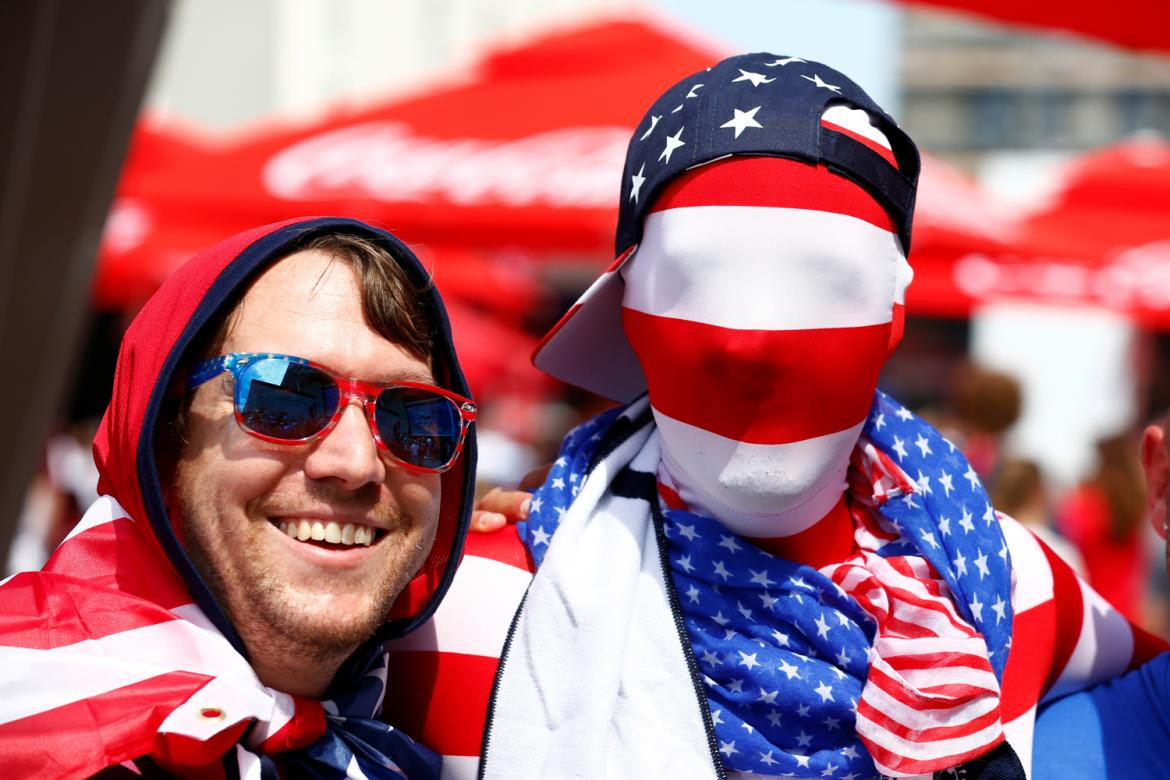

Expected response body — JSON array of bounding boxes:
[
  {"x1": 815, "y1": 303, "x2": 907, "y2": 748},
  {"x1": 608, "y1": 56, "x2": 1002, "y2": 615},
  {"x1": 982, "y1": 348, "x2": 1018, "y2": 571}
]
[
  {"x1": 0, "y1": 218, "x2": 478, "y2": 778},
  {"x1": 510, "y1": 391, "x2": 1017, "y2": 778},
  {"x1": 0, "y1": 497, "x2": 440, "y2": 779}
]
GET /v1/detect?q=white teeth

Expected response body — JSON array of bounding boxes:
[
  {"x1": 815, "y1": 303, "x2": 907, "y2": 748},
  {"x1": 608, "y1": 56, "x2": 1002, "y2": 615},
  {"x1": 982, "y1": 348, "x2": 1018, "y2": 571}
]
[{"x1": 277, "y1": 519, "x2": 376, "y2": 547}]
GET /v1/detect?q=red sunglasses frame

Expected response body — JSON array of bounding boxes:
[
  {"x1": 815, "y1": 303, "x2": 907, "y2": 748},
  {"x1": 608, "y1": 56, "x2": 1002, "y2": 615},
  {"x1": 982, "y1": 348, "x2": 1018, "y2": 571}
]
[{"x1": 187, "y1": 352, "x2": 477, "y2": 474}]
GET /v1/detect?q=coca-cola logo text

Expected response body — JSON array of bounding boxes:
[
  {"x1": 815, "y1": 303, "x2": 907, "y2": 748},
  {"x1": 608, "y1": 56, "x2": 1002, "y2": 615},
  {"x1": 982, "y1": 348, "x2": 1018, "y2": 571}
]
[{"x1": 262, "y1": 122, "x2": 630, "y2": 208}]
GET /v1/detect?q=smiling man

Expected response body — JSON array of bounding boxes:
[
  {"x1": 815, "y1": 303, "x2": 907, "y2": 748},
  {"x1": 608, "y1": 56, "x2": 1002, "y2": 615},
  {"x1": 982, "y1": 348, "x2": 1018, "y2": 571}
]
[{"x1": 0, "y1": 218, "x2": 477, "y2": 778}]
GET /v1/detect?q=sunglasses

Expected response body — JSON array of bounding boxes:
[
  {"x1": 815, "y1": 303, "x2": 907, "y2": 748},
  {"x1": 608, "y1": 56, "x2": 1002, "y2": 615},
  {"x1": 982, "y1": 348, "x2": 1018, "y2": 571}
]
[{"x1": 186, "y1": 352, "x2": 476, "y2": 473}]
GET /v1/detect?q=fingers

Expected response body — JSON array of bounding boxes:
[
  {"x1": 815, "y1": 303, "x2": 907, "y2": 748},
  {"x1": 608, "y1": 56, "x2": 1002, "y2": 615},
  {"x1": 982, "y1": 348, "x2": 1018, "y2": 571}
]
[
  {"x1": 469, "y1": 487, "x2": 533, "y2": 533},
  {"x1": 471, "y1": 510, "x2": 508, "y2": 533}
]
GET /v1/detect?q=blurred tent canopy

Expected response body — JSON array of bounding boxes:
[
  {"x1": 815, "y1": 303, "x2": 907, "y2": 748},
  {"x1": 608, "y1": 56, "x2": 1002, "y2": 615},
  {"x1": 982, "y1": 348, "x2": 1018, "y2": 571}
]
[
  {"x1": 94, "y1": 13, "x2": 1170, "y2": 400},
  {"x1": 97, "y1": 18, "x2": 1023, "y2": 323},
  {"x1": 900, "y1": 0, "x2": 1170, "y2": 55},
  {"x1": 960, "y1": 137, "x2": 1170, "y2": 328},
  {"x1": 907, "y1": 137, "x2": 1170, "y2": 326},
  {"x1": 95, "y1": 18, "x2": 723, "y2": 307},
  {"x1": 95, "y1": 17, "x2": 726, "y2": 400}
]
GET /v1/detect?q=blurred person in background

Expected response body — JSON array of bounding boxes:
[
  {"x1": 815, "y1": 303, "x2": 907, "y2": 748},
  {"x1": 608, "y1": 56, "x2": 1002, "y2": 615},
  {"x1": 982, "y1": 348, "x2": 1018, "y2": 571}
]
[
  {"x1": 1057, "y1": 433, "x2": 1149, "y2": 624},
  {"x1": 7, "y1": 313, "x2": 121, "y2": 575},
  {"x1": 990, "y1": 458, "x2": 1084, "y2": 575},
  {"x1": 1032, "y1": 414, "x2": 1170, "y2": 778},
  {"x1": 5, "y1": 419, "x2": 101, "y2": 575},
  {"x1": 386, "y1": 54, "x2": 1164, "y2": 780},
  {"x1": 945, "y1": 362, "x2": 1023, "y2": 481},
  {"x1": 0, "y1": 218, "x2": 478, "y2": 778}
]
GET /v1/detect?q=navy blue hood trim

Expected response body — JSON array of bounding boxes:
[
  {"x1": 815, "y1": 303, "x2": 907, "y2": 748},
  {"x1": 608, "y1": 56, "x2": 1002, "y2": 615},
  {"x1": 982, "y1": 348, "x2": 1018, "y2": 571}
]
[{"x1": 135, "y1": 217, "x2": 476, "y2": 657}]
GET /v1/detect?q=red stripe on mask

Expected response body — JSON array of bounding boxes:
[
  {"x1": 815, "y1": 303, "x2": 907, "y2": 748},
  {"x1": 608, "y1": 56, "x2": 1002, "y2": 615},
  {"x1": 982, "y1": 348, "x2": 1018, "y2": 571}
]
[
  {"x1": 622, "y1": 307, "x2": 889, "y2": 444},
  {"x1": 647, "y1": 155, "x2": 896, "y2": 234}
]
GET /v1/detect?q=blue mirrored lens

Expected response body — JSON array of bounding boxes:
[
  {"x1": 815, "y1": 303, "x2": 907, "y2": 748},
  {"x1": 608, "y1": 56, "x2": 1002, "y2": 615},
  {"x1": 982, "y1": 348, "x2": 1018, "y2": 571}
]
[
  {"x1": 237, "y1": 359, "x2": 338, "y2": 440},
  {"x1": 374, "y1": 388, "x2": 461, "y2": 469}
]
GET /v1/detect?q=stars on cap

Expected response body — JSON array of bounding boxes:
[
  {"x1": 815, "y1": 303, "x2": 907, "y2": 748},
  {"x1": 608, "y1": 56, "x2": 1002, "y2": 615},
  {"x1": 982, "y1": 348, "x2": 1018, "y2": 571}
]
[
  {"x1": 802, "y1": 73, "x2": 841, "y2": 93},
  {"x1": 622, "y1": 55, "x2": 867, "y2": 227},
  {"x1": 732, "y1": 69, "x2": 775, "y2": 87},
  {"x1": 720, "y1": 106, "x2": 763, "y2": 139},
  {"x1": 764, "y1": 56, "x2": 805, "y2": 67},
  {"x1": 659, "y1": 126, "x2": 686, "y2": 164},
  {"x1": 629, "y1": 163, "x2": 646, "y2": 203},
  {"x1": 638, "y1": 114, "x2": 661, "y2": 141}
]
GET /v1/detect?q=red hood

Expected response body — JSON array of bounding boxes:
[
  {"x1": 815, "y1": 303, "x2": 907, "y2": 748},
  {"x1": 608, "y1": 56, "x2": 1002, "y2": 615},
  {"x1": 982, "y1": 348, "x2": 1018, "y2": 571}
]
[{"x1": 92, "y1": 216, "x2": 476, "y2": 648}]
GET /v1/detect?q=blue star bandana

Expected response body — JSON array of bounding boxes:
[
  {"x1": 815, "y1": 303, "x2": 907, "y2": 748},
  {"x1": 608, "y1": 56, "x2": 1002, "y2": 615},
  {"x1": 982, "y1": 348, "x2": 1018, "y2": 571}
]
[
  {"x1": 520, "y1": 391, "x2": 1013, "y2": 778},
  {"x1": 266, "y1": 645, "x2": 441, "y2": 779}
]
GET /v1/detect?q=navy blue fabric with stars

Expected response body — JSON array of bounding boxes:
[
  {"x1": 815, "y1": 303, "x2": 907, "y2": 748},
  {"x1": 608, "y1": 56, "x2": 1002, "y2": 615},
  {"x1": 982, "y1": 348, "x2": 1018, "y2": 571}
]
[
  {"x1": 519, "y1": 391, "x2": 1012, "y2": 778},
  {"x1": 615, "y1": 53, "x2": 920, "y2": 257},
  {"x1": 262, "y1": 644, "x2": 440, "y2": 779}
]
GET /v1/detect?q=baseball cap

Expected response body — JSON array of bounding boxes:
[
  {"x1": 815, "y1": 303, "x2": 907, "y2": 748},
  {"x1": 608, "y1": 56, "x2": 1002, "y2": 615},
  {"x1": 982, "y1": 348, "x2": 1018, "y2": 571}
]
[{"x1": 533, "y1": 53, "x2": 920, "y2": 402}]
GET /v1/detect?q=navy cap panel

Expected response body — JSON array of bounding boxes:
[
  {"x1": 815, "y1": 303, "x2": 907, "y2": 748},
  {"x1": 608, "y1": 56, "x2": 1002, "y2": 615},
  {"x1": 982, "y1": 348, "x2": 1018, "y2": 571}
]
[{"x1": 616, "y1": 53, "x2": 920, "y2": 256}]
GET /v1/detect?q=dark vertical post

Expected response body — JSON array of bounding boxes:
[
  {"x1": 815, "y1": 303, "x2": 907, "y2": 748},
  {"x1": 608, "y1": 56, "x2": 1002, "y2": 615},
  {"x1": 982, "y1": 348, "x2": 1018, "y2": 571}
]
[{"x1": 0, "y1": 0, "x2": 172, "y2": 570}]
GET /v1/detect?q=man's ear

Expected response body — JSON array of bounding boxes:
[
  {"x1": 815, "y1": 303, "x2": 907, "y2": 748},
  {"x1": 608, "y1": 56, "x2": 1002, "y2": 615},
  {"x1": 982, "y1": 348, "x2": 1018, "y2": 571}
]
[{"x1": 1140, "y1": 423, "x2": 1169, "y2": 538}]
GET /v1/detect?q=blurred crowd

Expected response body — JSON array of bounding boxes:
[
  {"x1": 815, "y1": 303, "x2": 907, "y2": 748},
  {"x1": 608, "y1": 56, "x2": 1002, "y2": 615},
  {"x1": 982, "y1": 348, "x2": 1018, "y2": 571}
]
[{"x1": 925, "y1": 362, "x2": 1169, "y2": 638}]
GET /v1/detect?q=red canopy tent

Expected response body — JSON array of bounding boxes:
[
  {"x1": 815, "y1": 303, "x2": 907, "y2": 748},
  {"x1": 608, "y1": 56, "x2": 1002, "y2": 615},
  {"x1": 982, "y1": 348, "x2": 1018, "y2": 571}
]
[
  {"x1": 948, "y1": 137, "x2": 1170, "y2": 329},
  {"x1": 900, "y1": 0, "x2": 1170, "y2": 56},
  {"x1": 96, "y1": 18, "x2": 725, "y2": 399},
  {"x1": 901, "y1": 155, "x2": 1022, "y2": 317},
  {"x1": 96, "y1": 18, "x2": 724, "y2": 307},
  {"x1": 892, "y1": 137, "x2": 1170, "y2": 328}
]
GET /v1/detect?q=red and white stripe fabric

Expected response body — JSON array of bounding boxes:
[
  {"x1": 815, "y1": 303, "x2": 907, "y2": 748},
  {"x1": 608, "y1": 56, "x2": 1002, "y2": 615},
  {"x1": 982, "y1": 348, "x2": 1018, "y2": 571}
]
[
  {"x1": 386, "y1": 496, "x2": 1162, "y2": 779},
  {"x1": 385, "y1": 109, "x2": 1164, "y2": 776},
  {"x1": 621, "y1": 113, "x2": 911, "y2": 539},
  {"x1": 0, "y1": 497, "x2": 323, "y2": 778},
  {"x1": 823, "y1": 447, "x2": 1004, "y2": 775},
  {"x1": 384, "y1": 528, "x2": 536, "y2": 779}
]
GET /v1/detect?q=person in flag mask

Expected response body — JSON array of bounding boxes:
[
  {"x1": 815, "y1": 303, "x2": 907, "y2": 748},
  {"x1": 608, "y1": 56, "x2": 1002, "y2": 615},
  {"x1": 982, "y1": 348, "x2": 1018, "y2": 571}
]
[
  {"x1": 0, "y1": 218, "x2": 479, "y2": 777},
  {"x1": 1031, "y1": 413, "x2": 1170, "y2": 779},
  {"x1": 386, "y1": 54, "x2": 1166, "y2": 779}
]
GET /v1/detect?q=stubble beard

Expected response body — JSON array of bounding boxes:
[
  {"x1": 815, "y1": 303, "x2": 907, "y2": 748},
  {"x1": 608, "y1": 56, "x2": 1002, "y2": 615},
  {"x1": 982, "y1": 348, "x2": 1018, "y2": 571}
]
[{"x1": 177, "y1": 488, "x2": 434, "y2": 669}]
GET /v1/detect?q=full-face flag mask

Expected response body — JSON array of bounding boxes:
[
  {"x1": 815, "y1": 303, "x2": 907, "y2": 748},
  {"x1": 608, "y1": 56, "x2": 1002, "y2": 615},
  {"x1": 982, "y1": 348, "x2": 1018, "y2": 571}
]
[{"x1": 534, "y1": 55, "x2": 919, "y2": 538}]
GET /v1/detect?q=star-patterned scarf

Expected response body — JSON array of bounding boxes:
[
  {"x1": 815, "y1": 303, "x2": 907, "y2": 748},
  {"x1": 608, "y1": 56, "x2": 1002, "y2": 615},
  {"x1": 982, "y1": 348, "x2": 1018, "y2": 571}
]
[
  {"x1": 267, "y1": 644, "x2": 441, "y2": 779},
  {"x1": 520, "y1": 391, "x2": 1014, "y2": 778}
]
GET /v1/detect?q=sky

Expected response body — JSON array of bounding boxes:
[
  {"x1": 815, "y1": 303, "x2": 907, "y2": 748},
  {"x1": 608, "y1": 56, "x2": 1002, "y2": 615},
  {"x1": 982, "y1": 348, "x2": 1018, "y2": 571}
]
[{"x1": 651, "y1": 0, "x2": 902, "y2": 113}]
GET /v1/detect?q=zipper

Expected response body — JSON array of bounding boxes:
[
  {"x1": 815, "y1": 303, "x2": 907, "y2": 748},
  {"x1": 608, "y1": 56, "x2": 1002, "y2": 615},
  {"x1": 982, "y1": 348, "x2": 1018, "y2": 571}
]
[
  {"x1": 479, "y1": 410, "x2": 648, "y2": 776},
  {"x1": 481, "y1": 401, "x2": 722, "y2": 777},
  {"x1": 477, "y1": 588, "x2": 530, "y2": 779},
  {"x1": 648, "y1": 487, "x2": 729, "y2": 779}
]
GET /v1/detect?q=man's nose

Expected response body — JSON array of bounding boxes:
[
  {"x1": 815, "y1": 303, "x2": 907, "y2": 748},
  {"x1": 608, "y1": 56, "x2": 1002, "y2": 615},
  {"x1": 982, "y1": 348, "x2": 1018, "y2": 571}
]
[{"x1": 303, "y1": 400, "x2": 386, "y2": 490}]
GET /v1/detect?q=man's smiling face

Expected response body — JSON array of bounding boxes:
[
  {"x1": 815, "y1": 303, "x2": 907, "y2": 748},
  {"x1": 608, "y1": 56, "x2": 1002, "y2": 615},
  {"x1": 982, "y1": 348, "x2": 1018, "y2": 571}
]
[{"x1": 173, "y1": 248, "x2": 441, "y2": 693}]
